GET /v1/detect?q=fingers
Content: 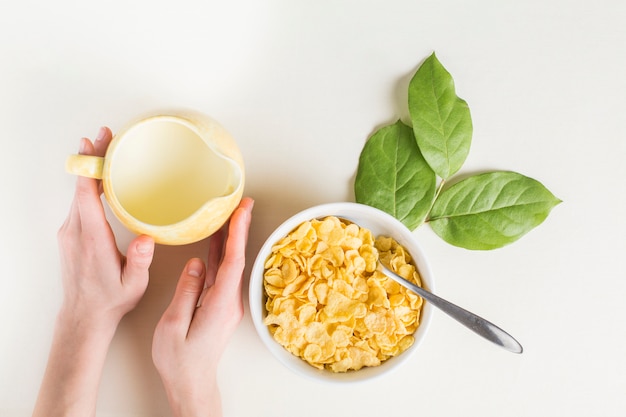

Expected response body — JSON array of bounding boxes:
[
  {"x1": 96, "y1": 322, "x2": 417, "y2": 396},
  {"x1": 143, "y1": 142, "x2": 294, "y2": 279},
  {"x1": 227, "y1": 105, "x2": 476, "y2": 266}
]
[
  {"x1": 92, "y1": 127, "x2": 112, "y2": 157},
  {"x1": 206, "y1": 226, "x2": 225, "y2": 288},
  {"x1": 123, "y1": 235, "x2": 155, "y2": 289},
  {"x1": 212, "y1": 198, "x2": 254, "y2": 297},
  {"x1": 161, "y1": 258, "x2": 206, "y2": 330},
  {"x1": 73, "y1": 128, "x2": 112, "y2": 233},
  {"x1": 63, "y1": 138, "x2": 96, "y2": 232},
  {"x1": 192, "y1": 198, "x2": 253, "y2": 328},
  {"x1": 92, "y1": 127, "x2": 112, "y2": 195}
]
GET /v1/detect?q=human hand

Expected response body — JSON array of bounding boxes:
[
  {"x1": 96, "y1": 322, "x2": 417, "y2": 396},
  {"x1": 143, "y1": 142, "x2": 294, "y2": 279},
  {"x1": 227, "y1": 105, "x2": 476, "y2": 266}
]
[
  {"x1": 152, "y1": 197, "x2": 254, "y2": 417},
  {"x1": 34, "y1": 127, "x2": 157, "y2": 417},
  {"x1": 57, "y1": 126, "x2": 155, "y2": 328}
]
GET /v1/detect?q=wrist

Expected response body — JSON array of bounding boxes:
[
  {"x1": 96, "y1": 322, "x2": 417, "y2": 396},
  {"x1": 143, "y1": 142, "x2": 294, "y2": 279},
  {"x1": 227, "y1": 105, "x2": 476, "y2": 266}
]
[
  {"x1": 57, "y1": 303, "x2": 122, "y2": 336},
  {"x1": 163, "y1": 375, "x2": 221, "y2": 417}
]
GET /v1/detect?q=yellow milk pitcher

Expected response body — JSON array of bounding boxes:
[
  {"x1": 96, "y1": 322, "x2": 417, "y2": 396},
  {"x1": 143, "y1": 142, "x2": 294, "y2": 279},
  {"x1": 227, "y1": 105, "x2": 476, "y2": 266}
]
[{"x1": 65, "y1": 111, "x2": 245, "y2": 245}]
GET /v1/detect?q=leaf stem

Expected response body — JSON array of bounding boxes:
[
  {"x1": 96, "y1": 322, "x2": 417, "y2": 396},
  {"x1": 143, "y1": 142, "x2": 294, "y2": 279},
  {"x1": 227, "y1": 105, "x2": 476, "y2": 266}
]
[{"x1": 424, "y1": 179, "x2": 445, "y2": 223}]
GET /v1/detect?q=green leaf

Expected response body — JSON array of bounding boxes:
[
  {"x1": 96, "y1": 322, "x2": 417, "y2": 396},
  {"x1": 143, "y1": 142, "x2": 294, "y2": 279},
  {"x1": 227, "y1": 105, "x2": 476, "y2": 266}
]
[
  {"x1": 355, "y1": 120, "x2": 436, "y2": 230},
  {"x1": 409, "y1": 52, "x2": 473, "y2": 179},
  {"x1": 428, "y1": 171, "x2": 561, "y2": 250}
]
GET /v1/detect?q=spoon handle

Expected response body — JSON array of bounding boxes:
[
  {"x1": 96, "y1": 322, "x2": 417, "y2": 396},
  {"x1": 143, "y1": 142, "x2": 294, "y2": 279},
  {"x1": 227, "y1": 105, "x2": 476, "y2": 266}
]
[{"x1": 379, "y1": 263, "x2": 523, "y2": 354}]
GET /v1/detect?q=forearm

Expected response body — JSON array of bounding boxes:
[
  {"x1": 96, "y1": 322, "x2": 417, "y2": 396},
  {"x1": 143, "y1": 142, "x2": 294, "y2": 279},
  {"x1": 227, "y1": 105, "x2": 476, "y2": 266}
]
[{"x1": 33, "y1": 307, "x2": 118, "y2": 417}]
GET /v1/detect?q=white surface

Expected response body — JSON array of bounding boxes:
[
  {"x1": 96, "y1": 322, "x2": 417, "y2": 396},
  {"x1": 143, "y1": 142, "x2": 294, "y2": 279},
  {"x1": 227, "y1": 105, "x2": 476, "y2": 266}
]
[{"x1": 1, "y1": 1, "x2": 625, "y2": 416}]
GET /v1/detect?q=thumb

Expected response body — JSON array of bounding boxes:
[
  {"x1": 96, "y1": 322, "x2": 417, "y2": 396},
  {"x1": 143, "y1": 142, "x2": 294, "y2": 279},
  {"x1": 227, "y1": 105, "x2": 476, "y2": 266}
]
[{"x1": 123, "y1": 235, "x2": 155, "y2": 288}]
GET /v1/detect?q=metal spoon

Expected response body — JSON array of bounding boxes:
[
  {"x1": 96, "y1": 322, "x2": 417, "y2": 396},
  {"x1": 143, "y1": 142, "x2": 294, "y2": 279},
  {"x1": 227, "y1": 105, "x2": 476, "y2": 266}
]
[
  {"x1": 330, "y1": 215, "x2": 523, "y2": 353},
  {"x1": 377, "y1": 260, "x2": 523, "y2": 354}
]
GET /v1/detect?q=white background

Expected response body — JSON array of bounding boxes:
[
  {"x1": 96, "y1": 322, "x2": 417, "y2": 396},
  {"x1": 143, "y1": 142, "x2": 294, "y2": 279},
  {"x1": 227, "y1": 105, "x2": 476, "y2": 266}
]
[{"x1": 1, "y1": 1, "x2": 625, "y2": 416}]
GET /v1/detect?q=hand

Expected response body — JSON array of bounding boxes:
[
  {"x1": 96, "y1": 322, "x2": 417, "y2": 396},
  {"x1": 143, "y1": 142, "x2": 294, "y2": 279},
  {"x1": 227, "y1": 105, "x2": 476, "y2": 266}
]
[
  {"x1": 152, "y1": 197, "x2": 254, "y2": 417},
  {"x1": 33, "y1": 127, "x2": 156, "y2": 417},
  {"x1": 57, "y1": 126, "x2": 155, "y2": 327}
]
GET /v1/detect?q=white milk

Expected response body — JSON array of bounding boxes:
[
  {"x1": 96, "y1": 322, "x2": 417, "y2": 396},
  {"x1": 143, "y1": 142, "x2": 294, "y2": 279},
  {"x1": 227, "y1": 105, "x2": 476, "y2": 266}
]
[{"x1": 110, "y1": 120, "x2": 234, "y2": 226}]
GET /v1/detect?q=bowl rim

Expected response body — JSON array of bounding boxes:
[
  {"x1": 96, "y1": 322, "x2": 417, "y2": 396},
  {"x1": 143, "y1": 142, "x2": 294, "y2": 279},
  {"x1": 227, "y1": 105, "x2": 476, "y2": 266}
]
[{"x1": 248, "y1": 202, "x2": 435, "y2": 383}]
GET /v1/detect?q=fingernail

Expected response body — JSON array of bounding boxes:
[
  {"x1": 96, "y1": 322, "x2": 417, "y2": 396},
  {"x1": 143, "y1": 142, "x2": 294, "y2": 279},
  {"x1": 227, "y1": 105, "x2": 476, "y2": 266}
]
[
  {"x1": 78, "y1": 138, "x2": 88, "y2": 154},
  {"x1": 187, "y1": 259, "x2": 204, "y2": 277},
  {"x1": 137, "y1": 240, "x2": 154, "y2": 254},
  {"x1": 95, "y1": 127, "x2": 107, "y2": 142},
  {"x1": 239, "y1": 199, "x2": 253, "y2": 219},
  {"x1": 239, "y1": 207, "x2": 249, "y2": 222}
]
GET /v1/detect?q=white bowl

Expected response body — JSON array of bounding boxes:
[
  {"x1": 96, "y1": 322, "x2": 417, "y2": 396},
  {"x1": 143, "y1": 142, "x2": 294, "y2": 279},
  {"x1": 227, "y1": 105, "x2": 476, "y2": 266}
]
[{"x1": 249, "y1": 202, "x2": 434, "y2": 383}]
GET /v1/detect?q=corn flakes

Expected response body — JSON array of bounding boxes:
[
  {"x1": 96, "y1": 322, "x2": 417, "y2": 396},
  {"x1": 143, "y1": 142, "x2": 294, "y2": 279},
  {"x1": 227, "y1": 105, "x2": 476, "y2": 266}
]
[{"x1": 263, "y1": 216, "x2": 423, "y2": 372}]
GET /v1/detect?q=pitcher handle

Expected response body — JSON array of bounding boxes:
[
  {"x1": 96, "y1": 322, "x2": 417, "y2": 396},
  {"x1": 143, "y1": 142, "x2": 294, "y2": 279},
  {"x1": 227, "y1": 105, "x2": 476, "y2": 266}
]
[{"x1": 65, "y1": 154, "x2": 105, "y2": 179}]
